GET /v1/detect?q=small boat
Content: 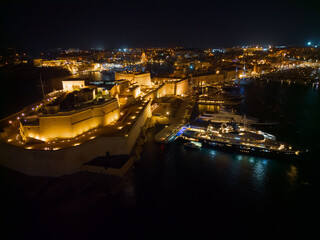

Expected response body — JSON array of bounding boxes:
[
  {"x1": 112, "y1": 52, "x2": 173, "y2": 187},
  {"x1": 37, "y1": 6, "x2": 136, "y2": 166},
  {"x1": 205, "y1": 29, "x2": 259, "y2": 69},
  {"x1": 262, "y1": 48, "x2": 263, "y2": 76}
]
[{"x1": 184, "y1": 141, "x2": 201, "y2": 150}]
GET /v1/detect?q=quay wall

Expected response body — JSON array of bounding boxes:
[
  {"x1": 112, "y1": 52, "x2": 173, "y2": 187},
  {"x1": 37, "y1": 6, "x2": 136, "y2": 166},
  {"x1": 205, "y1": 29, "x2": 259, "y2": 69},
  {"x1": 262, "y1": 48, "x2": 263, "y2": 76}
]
[{"x1": 0, "y1": 101, "x2": 152, "y2": 177}]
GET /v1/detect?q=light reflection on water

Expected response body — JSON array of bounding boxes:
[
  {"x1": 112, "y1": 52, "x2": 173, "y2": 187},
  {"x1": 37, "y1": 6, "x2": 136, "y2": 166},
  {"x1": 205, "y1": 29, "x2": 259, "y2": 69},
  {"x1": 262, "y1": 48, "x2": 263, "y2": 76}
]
[
  {"x1": 135, "y1": 78, "x2": 320, "y2": 237},
  {"x1": 236, "y1": 155, "x2": 243, "y2": 161},
  {"x1": 179, "y1": 145, "x2": 273, "y2": 194},
  {"x1": 252, "y1": 160, "x2": 268, "y2": 192},
  {"x1": 198, "y1": 104, "x2": 220, "y2": 113},
  {"x1": 209, "y1": 149, "x2": 217, "y2": 158},
  {"x1": 286, "y1": 165, "x2": 298, "y2": 185},
  {"x1": 183, "y1": 142, "x2": 306, "y2": 197},
  {"x1": 140, "y1": 140, "x2": 309, "y2": 204},
  {"x1": 180, "y1": 80, "x2": 320, "y2": 196}
]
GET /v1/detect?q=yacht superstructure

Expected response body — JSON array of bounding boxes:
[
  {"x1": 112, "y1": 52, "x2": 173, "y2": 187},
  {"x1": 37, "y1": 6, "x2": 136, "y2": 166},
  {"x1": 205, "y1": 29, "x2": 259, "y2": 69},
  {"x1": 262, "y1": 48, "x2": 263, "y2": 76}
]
[{"x1": 180, "y1": 119, "x2": 303, "y2": 159}]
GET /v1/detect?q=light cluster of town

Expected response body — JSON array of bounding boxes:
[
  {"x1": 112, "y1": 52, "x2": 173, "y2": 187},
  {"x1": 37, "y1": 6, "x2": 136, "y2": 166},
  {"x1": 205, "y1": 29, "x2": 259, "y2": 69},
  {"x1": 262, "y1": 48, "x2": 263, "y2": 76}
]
[{"x1": 0, "y1": 45, "x2": 319, "y2": 176}]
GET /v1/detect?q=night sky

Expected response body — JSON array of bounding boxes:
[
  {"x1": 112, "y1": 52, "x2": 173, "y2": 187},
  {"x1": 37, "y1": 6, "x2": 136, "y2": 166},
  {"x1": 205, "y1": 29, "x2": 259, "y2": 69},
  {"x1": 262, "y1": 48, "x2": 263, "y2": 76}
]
[{"x1": 1, "y1": 0, "x2": 320, "y2": 49}]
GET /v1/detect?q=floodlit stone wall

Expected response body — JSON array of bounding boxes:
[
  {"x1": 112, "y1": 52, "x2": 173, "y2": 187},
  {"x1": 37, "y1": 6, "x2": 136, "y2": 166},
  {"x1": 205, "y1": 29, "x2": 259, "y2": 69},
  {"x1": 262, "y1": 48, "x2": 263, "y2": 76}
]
[
  {"x1": 134, "y1": 73, "x2": 152, "y2": 86},
  {"x1": 176, "y1": 79, "x2": 189, "y2": 95},
  {"x1": 156, "y1": 83, "x2": 174, "y2": 97},
  {"x1": 0, "y1": 136, "x2": 125, "y2": 177},
  {"x1": 115, "y1": 72, "x2": 135, "y2": 81},
  {"x1": 24, "y1": 98, "x2": 120, "y2": 141},
  {"x1": 115, "y1": 72, "x2": 152, "y2": 86},
  {"x1": 0, "y1": 101, "x2": 152, "y2": 177},
  {"x1": 192, "y1": 74, "x2": 224, "y2": 86},
  {"x1": 62, "y1": 80, "x2": 85, "y2": 92},
  {"x1": 124, "y1": 101, "x2": 152, "y2": 152}
]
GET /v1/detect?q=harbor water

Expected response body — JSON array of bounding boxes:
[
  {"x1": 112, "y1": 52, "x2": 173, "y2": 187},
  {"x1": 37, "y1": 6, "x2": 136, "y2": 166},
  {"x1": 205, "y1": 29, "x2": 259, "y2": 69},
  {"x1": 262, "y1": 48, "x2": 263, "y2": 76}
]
[{"x1": 134, "y1": 80, "x2": 320, "y2": 238}]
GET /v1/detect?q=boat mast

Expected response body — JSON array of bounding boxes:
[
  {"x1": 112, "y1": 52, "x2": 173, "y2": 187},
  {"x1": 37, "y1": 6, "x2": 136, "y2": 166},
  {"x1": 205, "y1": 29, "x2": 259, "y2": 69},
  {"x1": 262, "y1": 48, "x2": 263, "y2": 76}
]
[{"x1": 40, "y1": 74, "x2": 45, "y2": 101}]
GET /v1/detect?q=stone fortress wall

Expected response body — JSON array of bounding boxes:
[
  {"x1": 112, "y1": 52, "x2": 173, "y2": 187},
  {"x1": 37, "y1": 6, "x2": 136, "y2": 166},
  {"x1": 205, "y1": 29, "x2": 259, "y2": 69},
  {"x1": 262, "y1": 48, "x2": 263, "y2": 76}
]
[
  {"x1": 24, "y1": 98, "x2": 120, "y2": 141},
  {"x1": 192, "y1": 74, "x2": 224, "y2": 86},
  {"x1": 0, "y1": 73, "x2": 189, "y2": 177},
  {"x1": 115, "y1": 72, "x2": 152, "y2": 86},
  {"x1": 0, "y1": 101, "x2": 152, "y2": 177}
]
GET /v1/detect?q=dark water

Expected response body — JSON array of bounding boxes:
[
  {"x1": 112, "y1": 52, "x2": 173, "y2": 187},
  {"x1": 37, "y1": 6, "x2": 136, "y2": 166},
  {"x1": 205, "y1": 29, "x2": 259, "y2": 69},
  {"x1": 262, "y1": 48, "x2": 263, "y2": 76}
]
[
  {"x1": 134, "y1": 80, "x2": 320, "y2": 239},
  {"x1": 1, "y1": 71, "x2": 320, "y2": 239}
]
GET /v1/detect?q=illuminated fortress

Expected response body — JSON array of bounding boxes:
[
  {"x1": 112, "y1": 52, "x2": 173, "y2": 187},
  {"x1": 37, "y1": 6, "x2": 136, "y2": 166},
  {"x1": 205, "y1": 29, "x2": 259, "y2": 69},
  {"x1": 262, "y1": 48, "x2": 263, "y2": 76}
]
[
  {"x1": 23, "y1": 98, "x2": 120, "y2": 141},
  {"x1": 0, "y1": 74, "x2": 189, "y2": 177}
]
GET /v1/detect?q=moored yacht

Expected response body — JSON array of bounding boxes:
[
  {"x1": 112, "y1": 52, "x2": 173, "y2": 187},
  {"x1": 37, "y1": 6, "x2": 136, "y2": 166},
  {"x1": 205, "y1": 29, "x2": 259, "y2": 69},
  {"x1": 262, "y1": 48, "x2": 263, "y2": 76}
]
[
  {"x1": 184, "y1": 141, "x2": 202, "y2": 150},
  {"x1": 179, "y1": 119, "x2": 305, "y2": 159}
]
